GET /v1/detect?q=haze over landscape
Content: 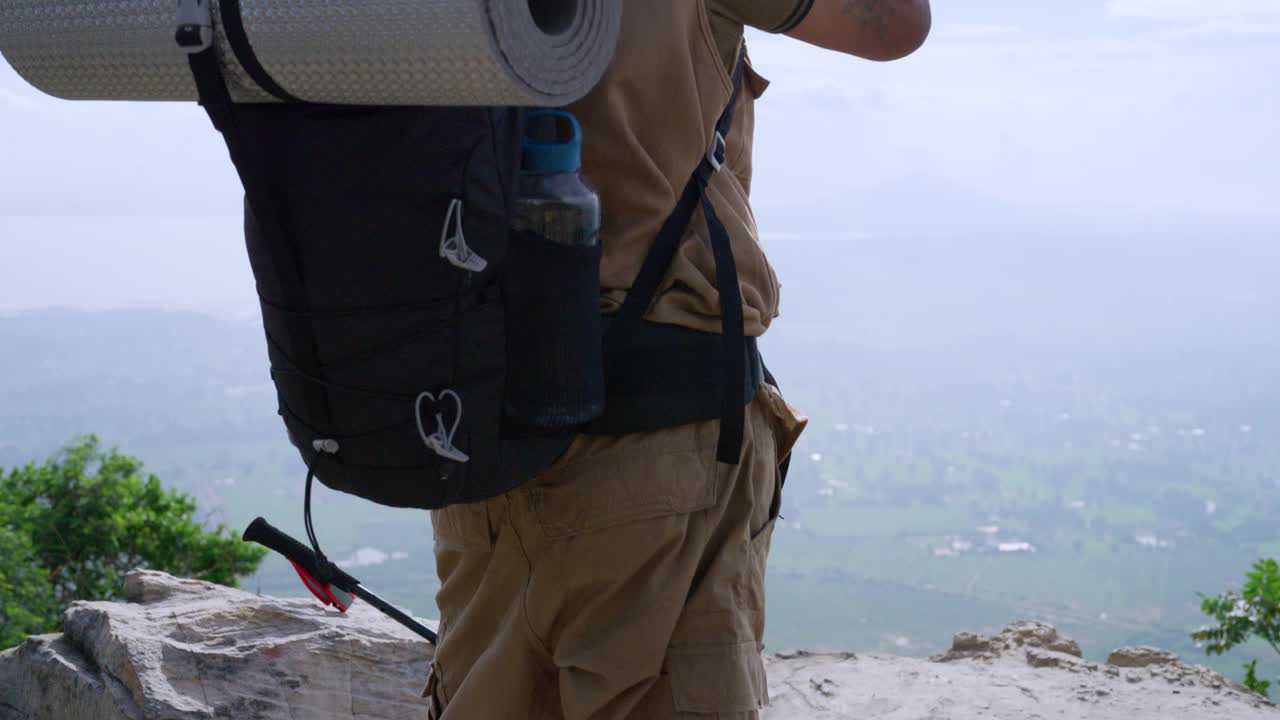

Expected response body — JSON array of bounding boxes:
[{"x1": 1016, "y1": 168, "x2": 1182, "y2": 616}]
[{"x1": 2, "y1": 0, "x2": 1278, "y2": 687}]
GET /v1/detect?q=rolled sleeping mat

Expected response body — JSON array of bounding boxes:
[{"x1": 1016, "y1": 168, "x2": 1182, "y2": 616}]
[{"x1": 0, "y1": 0, "x2": 621, "y2": 107}]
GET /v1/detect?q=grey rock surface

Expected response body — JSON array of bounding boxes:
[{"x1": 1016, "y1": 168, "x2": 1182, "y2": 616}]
[
  {"x1": 1108, "y1": 646, "x2": 1182, "y2": 668},
  {"x1": 931, "y1": 620, "x2": 1084, "y2": 662},
  {"x1": 767, "y1": 622, "x2": 1277, "y2": 719},
  {"x1": 2, "y1": 573, "x2": 1276, "y2": 719},
  {"x1": 0, "y1": 570, "x2": 434, "y2": 720},
  {"x1": 0, "y1": 634, "x2": 139, "y2": 720}
]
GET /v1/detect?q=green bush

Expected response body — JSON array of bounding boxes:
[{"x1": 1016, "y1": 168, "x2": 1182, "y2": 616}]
[
  {"x1": 0, "y1": 524, "x2": 59, "y2": 650},
  {"x1": 0, "y1": 436, "x2": 267, "y2": 649},
  {"x1": 1193, "y1": 558, "x2": 1280, "y2": 698}
]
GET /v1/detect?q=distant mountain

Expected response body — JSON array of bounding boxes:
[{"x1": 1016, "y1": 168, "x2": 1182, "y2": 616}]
[
  {"x1": 3, "y1": 305, "x2": 1278, "y2": 684},
  {"x1": 0, "y1": 307, "x2": 264, "y2": 381},
  {"x1": 0, "y1": 308, "x2": 273, "y2": 473},
  {"x1": 756, "y1": 177, "x2": 1280, "y2": 351},
  {"x1": 756, "y1": 175, "x2": 1280, "y2": 240}
]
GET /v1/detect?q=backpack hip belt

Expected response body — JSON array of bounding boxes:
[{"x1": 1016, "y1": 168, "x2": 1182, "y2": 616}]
[{"x1": 590, "y1": 49, "x2": 761, "y2": 466}]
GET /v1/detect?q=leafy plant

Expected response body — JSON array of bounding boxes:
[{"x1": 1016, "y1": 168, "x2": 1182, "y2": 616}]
[
  {"x1": 0, "y1": 523, "x2": 59, "y2": 650},
  {"x1": 0, "y1": 436, "x2": 268, "y2": 649},
  {"x1": 1244, "y1": 660, "x2": 1273, "y2": 698},
  {"x1": 1193, "y1": 558, "x2": 1280, "y2": 698}
]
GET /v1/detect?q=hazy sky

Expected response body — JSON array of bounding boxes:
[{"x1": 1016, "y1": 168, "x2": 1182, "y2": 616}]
[{"x1": 1, "y1": 1, "x2": 1276, "y2": 313}]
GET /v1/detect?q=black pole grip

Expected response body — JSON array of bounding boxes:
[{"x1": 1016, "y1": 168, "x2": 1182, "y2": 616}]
[
  {"x1": 243, "y1": 516, "x2": 438, "y2": 644},
  {"x1": 242, "y1": 516, "x2": 360, "y2": 592}
]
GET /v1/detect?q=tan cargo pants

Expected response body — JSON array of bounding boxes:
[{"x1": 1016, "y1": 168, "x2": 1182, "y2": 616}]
[{"x1": 423, "y1": 382, "x2": 806, "y2": 719}]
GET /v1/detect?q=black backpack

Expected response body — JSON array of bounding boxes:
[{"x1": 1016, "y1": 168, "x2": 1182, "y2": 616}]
[
  {"x1": 181, "y1": 18, "x2": 765, "y2": 531},
  {"x1": 185, "y1": 49, "x2": 600, "y2": 514}
]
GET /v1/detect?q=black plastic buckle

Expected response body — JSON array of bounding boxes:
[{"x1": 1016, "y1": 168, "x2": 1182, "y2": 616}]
[{"x1": 175, "y1": 0, "x2": 213, "y2": 53}]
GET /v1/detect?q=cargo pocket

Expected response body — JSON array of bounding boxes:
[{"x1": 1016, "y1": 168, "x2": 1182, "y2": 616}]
[
  {"x1": 421, "y1": 660, "x2": 449, "y2": 720},
  {"x1": 502, "y1": 229, "x2": 606, "y2": 430},
  {"x1": 528, "y1": 445, "x2": 720, "y2": 538},
  {"x1": 666, "y1": 641, "x2": 769, "y2": 715},
  {"x1": 758, "y1": 382, "x2": 807, "y2": 472},
  {"x1": 746, "y1": 468, "x2": 780, "y2": 617},
  {"x1": 747, "y1": 382, "x2": 798, "y2": 614}
]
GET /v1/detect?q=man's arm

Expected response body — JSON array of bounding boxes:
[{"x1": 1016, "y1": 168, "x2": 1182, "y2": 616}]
[{"x1": 787, "y1": 0, "x2": 931, "y2": 61}]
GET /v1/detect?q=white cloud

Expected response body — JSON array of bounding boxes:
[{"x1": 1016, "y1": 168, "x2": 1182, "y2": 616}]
[
  {"x1": 1165, "y1": 20, "x2": 1280, "y2": 36},
  {"x1": 936, "y1": 24, "x2": 1023, "y2": 40},
  {"x1": 1106, "y1": 0, "x2": 1280, "y2": 23},
  {"x1": 0, "y1": 87, "x2": 37, "y2": 110},
  {"x1": 0, "y1": 58, "x2": 241, "y2": 217},
  {"x1": 744, "y1": 16, "x2": 1280, "y2": 216},
  {"x1": 1, "y1": 5, "x2": 1278, "y2": 315}
]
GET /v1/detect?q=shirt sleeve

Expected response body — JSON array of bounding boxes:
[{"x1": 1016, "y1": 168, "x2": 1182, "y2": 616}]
[{"x1": 712, "y1": 0, "x2": 816, "y2": 34}]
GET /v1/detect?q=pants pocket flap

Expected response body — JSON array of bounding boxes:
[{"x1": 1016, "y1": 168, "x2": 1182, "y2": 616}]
[
  {"x1": 529, "y1": 448, "x2": 719, "y2": 538},
  {"x1": 666, "y1": 641, "x2": 768, "y2": 714},
  {"x1": 421, "y1": 660, "x2": 448, "y2": 718}
]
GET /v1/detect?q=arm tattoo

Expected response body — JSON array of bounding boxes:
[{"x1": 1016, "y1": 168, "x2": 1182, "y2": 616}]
[{"x1": 841, "y1": 0, "x2": 899, "y2": 40}]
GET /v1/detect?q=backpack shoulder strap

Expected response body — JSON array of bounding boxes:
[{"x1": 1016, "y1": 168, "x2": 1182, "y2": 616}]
[{"x1": 608, "y1": 49, "x2": 751, "y2": 465}]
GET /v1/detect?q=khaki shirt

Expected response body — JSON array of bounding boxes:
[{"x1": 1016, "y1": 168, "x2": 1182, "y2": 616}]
[{"x1": 569, "y1": 0, "x2": 812, "y2": 337}]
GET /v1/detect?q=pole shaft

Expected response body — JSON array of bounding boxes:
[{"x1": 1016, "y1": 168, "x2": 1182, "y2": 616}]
[{"x1": 352, "y1": 585, "x2": 438, "y2": 643}]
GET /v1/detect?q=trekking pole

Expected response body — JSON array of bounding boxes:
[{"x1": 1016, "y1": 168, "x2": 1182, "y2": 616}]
[{"x1": 242, "y1": 517, "x2": 438, "y2": 644}]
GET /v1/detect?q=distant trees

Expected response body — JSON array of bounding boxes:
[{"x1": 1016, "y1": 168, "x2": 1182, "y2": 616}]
[
  {"x1": 1193, "y1": 558, "x2": 1280, "y2": 698},
  {"x1": 0, "y1": 436, "x2": 267, "y2": 650}
]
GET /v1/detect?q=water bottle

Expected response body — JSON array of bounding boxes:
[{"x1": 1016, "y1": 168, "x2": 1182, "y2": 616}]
[
  {"x1": 504, "y1": 110, "x2": 606, "y2": 429},
  {"x1": 512, "y1": 111, "x2": 601, "y2": 247}
]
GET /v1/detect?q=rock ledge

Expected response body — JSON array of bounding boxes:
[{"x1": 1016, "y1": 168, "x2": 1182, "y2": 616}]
[
  {"x1": 0, "y1": 570, "x2": 434, "y2": 720},
  {"x1": 2, "y1": 572, "x2": 1276, "y2": 719}
]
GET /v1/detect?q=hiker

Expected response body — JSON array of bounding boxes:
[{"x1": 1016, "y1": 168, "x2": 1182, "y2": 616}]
[
  {"x1": 6, "y1": 1, "x2": 923, "y2": 714},
  {"x1": 423, "y1": 1, "x2": 932, "y2": 718}
]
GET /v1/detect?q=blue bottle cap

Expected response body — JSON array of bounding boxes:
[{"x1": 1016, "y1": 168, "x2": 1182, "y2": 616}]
[{"x1": 522, "y1": 110, "x2": 583, "y2": 174}]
